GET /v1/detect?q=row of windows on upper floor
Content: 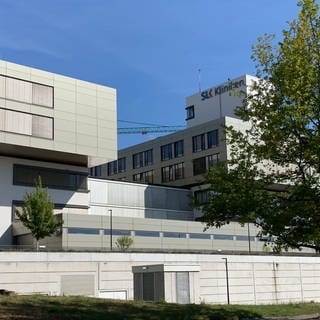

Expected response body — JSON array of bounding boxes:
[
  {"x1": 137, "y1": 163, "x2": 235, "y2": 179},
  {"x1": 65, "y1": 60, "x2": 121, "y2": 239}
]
[
  {"x1": 161, "y1": 153, "x2": 219, "y2": 183},
  {"x1": 67, "y1": 227, "x2": 256, "y2": 241},
  {"x1": 106, "y1": 154, "x2": 219, "y2": 184},
  {"x1": 0, "y1": 75, "x2": 54, "y2": 108},
  {"x1": 0, "y1": 76, "x2": 54, "y2": 139},
  {"x1": 13, "y1": 164, "x2": 88, "y2": 192},
  {"x1": 106, "y1": 129, "x2": 219, "y2": 176},
  {"x1": 0, "y1": 107, "x2": 53, "y2": 139}
]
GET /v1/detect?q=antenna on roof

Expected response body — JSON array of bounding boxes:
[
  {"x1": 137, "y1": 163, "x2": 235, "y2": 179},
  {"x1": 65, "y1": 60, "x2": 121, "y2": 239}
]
[{"x1": 198, "y1": 68, "x2": 201, "y2": 93}]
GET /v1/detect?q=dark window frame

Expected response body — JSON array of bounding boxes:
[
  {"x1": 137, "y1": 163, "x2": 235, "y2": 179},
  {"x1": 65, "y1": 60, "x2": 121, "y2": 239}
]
[
  {"x1": 0, "y1": 107, "x2": 54, "y2": 140},
  {"x1": 160, "y1": 143, "x2": 173, "y2": 161},
  {"x1": 193, "y1": 157, "x2": 206, "y2": 176},
  {"x1": 173, "y1": 162, "x2": 184, "y2": 180},
  {"x1": 189, "y1": 233, "x2": 211, "y2": 239},
  {"x1": 118, "y1": 157, "x2": 126, "y2": 173},
  {"x1": 161, "y1": 162, "x2": 184, "y2": 182},
  {"x1": 214, "y1": 234, "x2": 234, "y2": 240},
  {"x1": 207, "y1": 154, "x2": 219, "y2": 168},
  {"x1": 144, "y1": 149, "x2": 153, "y2": 166},
  {"x1": 133, "y1": 170, "x2": 154, "y2": 184},
  {"x1": 13, "y1": 164, "x2": 88, "y2": 192},
  {"x1": 163, "y1": 231, "x2": 187, "y2": 238},
  {"x1": 186, "y1": 105, "x2": 195, "y2": 120},
  {"x1": 107, "y1": 160, "x2": 118, "y2": 176},
  {"x1": 207, "y1": 129, "x2": 219, "y2": 149},
  {"x1": 192, "y1": 134, "x2": 205, "y2": 153},
  {"x1": 135, "y1": 230, "x2": 160, "y2": 237},
  {"x1": 104, "y1": 229, "x2": 131, "y2": 236},
  {"x1": 194, "y1": 190, "x2": 210, "y2": 205},
  {"x1": 174, "y1": 140, "x2": 184, "y2": 158},
  {"x1": 68, "y1": 227, "x2": 100, "y2": 235},
  {"x1": 132, "y1": 152, "x2": 144, "y2": 169},
  {"x1": 0, "y1": 74, "x2": 54, "y2": 109}
]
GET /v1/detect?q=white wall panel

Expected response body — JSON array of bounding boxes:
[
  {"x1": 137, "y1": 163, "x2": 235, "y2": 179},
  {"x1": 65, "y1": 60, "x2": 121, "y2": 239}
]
[
  {"x1": 6, "y1": 77, "x2": 32, "y2": 103},
  {"x1": 32, "y1": 83, "x2": 53, "y2": 107},
  {"x1": 0, "y1": 76, "x2": 5, "y2": 98}
]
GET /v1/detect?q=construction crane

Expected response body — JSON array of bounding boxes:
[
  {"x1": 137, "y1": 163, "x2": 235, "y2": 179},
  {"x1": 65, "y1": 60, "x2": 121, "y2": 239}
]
[{"x1": 117, "y1": 120, "x2": 185, "y2": 135}]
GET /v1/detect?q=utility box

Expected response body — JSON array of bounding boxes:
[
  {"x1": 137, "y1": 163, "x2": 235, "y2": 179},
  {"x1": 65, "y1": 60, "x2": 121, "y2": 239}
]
[{"x1": 132, "y1": 264, "x2": 200, "y2": 304}]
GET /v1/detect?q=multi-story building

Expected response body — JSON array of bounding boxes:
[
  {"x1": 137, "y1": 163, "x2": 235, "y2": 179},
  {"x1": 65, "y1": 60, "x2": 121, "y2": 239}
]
[
  {"x1": 100, "y1": 75, "x2": 256, "y2": 188},
  {"x1": 14, "y1": 177, "x2": 264, "y2": 253},
  {"x1": 1, "y1": 63, "x2": 305, "y2": 254},
  {"x1": 0, "y1": 60, "x2": 117, "y2": 245},
  {"x1": 0, "y1": 63, "x2": 317, "y2": 303}
]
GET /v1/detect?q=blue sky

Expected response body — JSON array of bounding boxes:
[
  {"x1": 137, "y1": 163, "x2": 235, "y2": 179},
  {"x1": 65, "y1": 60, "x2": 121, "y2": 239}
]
[{"x1": 0, "y1": 0, "x2": 302, "y2": 148}]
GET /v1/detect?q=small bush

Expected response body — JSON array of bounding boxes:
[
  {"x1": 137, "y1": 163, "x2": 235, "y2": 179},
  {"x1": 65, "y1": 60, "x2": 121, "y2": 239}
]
[{"x1": 115, "y1": 236, "x2": 133, "y2": 251}]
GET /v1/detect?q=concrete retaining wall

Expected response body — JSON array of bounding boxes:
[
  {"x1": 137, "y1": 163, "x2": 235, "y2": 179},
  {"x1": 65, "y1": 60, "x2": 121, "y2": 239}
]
[{"x1": 0, "y1": 252, "x2": 319, "y2": 305}]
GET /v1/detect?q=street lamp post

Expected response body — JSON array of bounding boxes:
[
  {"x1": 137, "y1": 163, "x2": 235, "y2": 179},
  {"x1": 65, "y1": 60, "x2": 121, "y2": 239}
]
[
  {"x1": 247, "y1": 222, "x2": 252, "y2": 254},
  {"x1": 222, "y1": 258, "x2": 230, "y2": 304},
  {"x1": 108, "y1": 209, "x2": 113, "y2": 251}
]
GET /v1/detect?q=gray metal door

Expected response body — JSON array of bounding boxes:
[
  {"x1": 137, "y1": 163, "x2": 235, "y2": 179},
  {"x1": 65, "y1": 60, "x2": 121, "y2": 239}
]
[
  {"x1": 176, "y1": 272, "x2": 190, "y2": 304},
  {"x1": 143, "y1": 273, "x2": 154, "y2": 301}
]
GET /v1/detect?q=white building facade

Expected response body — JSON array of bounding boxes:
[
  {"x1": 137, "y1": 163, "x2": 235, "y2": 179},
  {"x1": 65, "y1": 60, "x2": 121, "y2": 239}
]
[
  {"x1": 0, "y1": 60, "x2": 117, "y2": 246},
  {"x1": 100, "y1": 75, "x2": 256, "y2": 188}
]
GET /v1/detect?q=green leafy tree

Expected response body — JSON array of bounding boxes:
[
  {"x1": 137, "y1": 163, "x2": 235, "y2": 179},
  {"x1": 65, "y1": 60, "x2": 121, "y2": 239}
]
[
  {"x1": 16, "y1": 177, "x2": 63, "y2": 251},
  {"x1": 115, "y1": 236, "x2": 133, "y2": 251},
  {"x1": 199, "y1": 0, "x2": 320, "y2": 253}
]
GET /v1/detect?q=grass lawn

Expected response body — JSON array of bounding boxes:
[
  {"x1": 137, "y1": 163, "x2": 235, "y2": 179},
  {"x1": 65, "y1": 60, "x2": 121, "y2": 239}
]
[{"x1": 0, "y1": 295, "x2": 319, "y2": 320}]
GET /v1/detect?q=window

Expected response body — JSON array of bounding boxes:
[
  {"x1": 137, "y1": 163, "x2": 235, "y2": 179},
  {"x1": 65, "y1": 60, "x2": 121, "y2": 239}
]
[
  {"x1": 32, "y1": 83, "x2": 53, "y2": 107},
  {"x1": 133, "y1": 170, "x2": 154, "y2": 184},
  {"x1": 193, "y1": 157, "x2": 206, "y2": 175},
  {"x1": 174, "y1": 163, "x2": 184, "y2": 180},
  {"x1": 144, "y1": 149, "x2": 153, "y2": 166},
  {"x1": 68, "y1": 228, "x2": 99, "y2": 235},
  {"x1": 163, "y1": 231, "x2": 186, "y2": 238},
  {"x1": 135, "y1": 230, "x2": 160, "y2": 237},
  {"x1": 32, "y1": 114, "x2": 53, "y2": 139},
  {"x1": 5, "y1": 77, "x2": 32, "y2": 103},
  {"x1": 0, "y1": 75, "x2": 53, "y2": 108},
  {"x1": 161, "y1": 166, "x2": 173, "y2": 183},
  {"x1": 132, "y1": 152, "x2": 143, "y2": 169},
  {"x1": 107, "y1": 160, "x2": 117, "y2": 176},
  {"x1": 207, "y1": 129, "x2": 219, "y2": 148},
  {"x1": 104, "y1": 229, "x2": 130, "y2": 236},
  {"x1": 214, "y1": 234, "x2": 234, "y2": 240},
  {"x1": 161, "y1": 163, "x2": 184, "y2": 182},
  {"x1": 90, "y1": 166, "x2": 102, "y2": 177},
  {"x1": 133, "y1": 150, "x2": 153, "y2": 169},
  {"x1": 162, "y1": 141, "x2": 183, "y2": 160},
  {"x1": 174, "y1": 140, "x2": 184, "y2": 158},
  {"x1": 0, "y1": 108, "x2": 53, "y2": 139},
  {"x1": 193, "y1": 154, "x2": 219, "y2": 176},
  {"x1": 207, "y1": 154, "x2": 219, "y2": 168},
  {"x1": 161, "y1": 144, "x2": 172, "y2": 161},
  {"x1": 118, "y1": 157, "x2": 126, "y2": 173},
  {"x1": 13, "y1": 164, "x2": 88, "y2": 191},
  {"x1": 192, "y1": 134, "x2": 205, "y2": 152},
  {"x1": 189, "y1": 233, "x2": 211, "y2": 239},
  {"x1": 236, "y1": 235, "x2": 256, "y2": 241},
  {"x1": 186, "y1": 105, "x2": 194, "y2": 120},
  {"x1": 107, "y1": 158, "x2": 127, "y2": 176},
  {"x1": 194, "y1": 190, "x2": 210, "y2": 205},
  {"x1": 144, "y1": 170, "x2": 154, "y2": 183},
  {"x1": 132, "y1": 173, "x2": 140, "y2": 182}
]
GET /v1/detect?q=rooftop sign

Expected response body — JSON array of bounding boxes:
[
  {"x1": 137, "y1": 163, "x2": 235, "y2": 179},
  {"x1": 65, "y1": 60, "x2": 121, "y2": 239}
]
[{"x1": 200, "y1": 79, "x2": 245, "y2": 101}]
